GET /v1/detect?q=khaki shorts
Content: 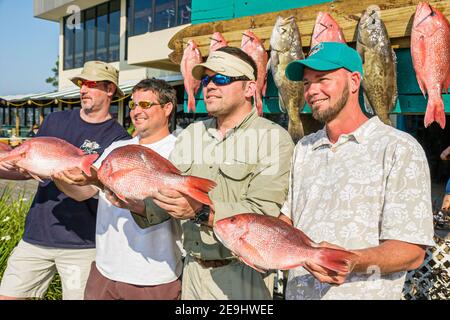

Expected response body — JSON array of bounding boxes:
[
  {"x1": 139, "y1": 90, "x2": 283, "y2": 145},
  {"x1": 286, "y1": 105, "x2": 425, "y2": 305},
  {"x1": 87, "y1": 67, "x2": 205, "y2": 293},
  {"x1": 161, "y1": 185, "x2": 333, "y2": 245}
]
[{"x1": 0, "y1": 240, "x2": 95, "y2": 300}]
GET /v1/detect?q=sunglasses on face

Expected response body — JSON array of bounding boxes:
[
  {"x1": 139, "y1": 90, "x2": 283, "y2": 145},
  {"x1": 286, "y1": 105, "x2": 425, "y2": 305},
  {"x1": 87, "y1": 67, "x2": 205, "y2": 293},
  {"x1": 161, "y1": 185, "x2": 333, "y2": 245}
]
[
  {"x1": 200, "y1": 74, "x2": 250, "y2": 87},
  {"x1": 77, "y1": 79, "x2": 107, "y2": 88},
  {"x1": 128, "y1": 100, "x2": 163, "y2": 110}
]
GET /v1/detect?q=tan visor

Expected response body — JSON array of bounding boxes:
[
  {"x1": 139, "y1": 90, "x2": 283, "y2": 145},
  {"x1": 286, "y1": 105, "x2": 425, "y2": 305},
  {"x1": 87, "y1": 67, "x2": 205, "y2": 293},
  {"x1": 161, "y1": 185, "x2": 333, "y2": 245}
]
[{"x1": 192, "y1": 51, "x2": 255, "y2": 81}]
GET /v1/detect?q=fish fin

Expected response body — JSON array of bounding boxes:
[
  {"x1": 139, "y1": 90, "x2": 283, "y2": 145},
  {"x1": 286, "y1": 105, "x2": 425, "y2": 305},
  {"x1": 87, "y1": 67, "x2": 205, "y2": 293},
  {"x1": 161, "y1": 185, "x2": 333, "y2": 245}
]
[
  {"x1": 187, "y1": 92, "x2": 196, "y2": 112},
  {"x1": 80, "y1": 154, "x2": 99, "y2": 177},
  {"x1": 362, "y1": 90, "x2": 375, "y2": 116},
  {"x1": 179, "y1": 176, "x2": 217, "y2": 205},
  {"x1": 239, "y1": 256, "x2": 267, "y2": 273},
  {"x1": 29, "y1": 172, "x2": 44, "y2": 183},
  {"x1": 312, "y1": 247, "x2": 358, "y2": 274},
  {"x1": 278, "y1": 93, "x2": 287, "y2": 113},
  {"x1": 0, "y1": 150, "x2": 26, "y2": 163},
  {"x1": 424, "y1": 97, "x2": 446, "y2": 129},
  {"x1": 255, "y1": 92, "x2": 263, "y2": 116}
]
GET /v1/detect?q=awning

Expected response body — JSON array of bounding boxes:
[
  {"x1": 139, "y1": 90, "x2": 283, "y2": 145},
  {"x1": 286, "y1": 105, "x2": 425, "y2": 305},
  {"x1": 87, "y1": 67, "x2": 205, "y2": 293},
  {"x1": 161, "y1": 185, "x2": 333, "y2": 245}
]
[{"x1": 0, "y1": 74, "x2": 184, "y2": 103}]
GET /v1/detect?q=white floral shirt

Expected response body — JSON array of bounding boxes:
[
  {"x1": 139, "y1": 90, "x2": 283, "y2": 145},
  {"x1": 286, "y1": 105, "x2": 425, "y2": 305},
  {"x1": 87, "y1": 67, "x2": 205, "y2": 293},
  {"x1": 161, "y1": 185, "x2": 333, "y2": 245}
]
[{"x1": 281, "y1": 116, "x2": 435, "y2": 300}]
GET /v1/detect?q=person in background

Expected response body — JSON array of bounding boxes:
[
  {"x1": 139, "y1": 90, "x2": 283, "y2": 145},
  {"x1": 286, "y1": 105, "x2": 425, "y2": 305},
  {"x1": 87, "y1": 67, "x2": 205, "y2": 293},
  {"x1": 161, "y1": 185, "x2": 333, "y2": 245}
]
[{"x1": 440, "y1": 146, "x2": 450, "y2": 211}]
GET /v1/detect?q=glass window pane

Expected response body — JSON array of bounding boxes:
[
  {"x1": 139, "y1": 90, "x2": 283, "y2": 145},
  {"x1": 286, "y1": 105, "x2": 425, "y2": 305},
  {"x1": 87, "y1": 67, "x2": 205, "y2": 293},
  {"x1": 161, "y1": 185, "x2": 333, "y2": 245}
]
[
  {"x1": 155, "y1": 0, "x2": 175, "y2": 32},
  {"x1": 109, "y1": 0, "x2": 120, "y2": 62},
  {"x1": 97, "y1": 4, "x2": 108, "y2": 62},
  {"x1": 134, "y1": 0, "x2": 152, "y2": 35},
  {"x1": 177, "y1": 0, "x2": 191, "y2": 25},
  {"x1": 85, "y1": 8, "x2": 96, "y2": 62},
  {"x1": 74, "y1": 13, "x2": 84, "y2": 68},
  {"x1": 64, "y1": 17, "x2": 74, "y2": 69}
]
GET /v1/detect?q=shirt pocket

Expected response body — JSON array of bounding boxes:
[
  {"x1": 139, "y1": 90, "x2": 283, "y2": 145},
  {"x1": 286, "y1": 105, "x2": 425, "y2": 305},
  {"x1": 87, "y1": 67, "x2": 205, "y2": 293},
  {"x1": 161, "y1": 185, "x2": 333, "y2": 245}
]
[{"x1": 219, "y1": 160, "x2": 254, "y2": 182}]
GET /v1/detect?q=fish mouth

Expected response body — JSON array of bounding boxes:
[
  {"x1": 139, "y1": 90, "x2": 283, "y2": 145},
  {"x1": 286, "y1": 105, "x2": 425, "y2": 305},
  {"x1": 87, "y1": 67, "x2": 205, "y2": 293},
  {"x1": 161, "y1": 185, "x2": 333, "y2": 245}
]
[{"x1": 415, "y1": 3, "x2": 435, "y2": 28}]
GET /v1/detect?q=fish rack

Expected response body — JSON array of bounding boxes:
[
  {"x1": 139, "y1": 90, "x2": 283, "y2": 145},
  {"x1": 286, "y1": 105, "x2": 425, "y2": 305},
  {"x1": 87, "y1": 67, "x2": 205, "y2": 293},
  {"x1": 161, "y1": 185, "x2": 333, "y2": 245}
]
[
  {"x1": 402, "y1": 211, "x2": 450, "y2": 300},
  {"x1": 168, "y1": 0, "x2": 450, "y2": 64}
]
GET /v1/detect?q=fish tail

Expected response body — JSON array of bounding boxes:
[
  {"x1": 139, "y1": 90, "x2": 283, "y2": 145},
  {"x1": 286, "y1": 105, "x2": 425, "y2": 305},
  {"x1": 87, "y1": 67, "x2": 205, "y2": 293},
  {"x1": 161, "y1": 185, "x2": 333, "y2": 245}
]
[
  {"x1": 180, "y1": 176, "x2": 216, "y2": 205},
  {"x1": 187, "y1": 92, "x2": 196, "y2": 112},
  {"x1": 80, "y1": 154, "x2": 99, "y2": 176},
  {"x1": 424, "y1": 97, "x2": 446, "y2": 129},
  {"x1": 312, "y1": 247, "x2": 357, "y2": 274}
]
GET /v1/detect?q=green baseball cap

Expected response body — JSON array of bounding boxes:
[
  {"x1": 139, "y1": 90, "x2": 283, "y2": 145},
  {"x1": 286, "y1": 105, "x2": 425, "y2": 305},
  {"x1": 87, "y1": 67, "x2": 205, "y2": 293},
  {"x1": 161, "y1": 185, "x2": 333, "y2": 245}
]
[{"x1": 285, "y1": 42, "x2": 363, "y2": 81}]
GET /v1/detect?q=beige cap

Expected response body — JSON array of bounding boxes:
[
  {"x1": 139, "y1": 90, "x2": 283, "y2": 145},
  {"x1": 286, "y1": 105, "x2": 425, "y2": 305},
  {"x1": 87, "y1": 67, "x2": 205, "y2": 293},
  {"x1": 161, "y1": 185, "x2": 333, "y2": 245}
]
[
  {"x1": 70, "y1": 61, "x2": 124, "y2": 97},
  {"x1": 192, "y1": 51, "x2": 255, "y2": 81}
]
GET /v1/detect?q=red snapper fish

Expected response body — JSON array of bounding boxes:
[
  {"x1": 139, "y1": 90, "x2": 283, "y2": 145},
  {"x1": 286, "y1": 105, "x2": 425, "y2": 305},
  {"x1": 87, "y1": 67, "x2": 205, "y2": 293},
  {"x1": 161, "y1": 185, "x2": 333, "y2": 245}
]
[
  {"x1": 310, "y1": 12, "x2": 346, "y2": 48},
  {"x1": 241, "y1": 30, "x2": 268, "y2": 116},
  {"x1": 210, "y1": 32, "x2": 228, "y2": 52},
  {"x1": 0, "y1": 137, "x2": 98, "y2": 182},
  {"x1": 181, "y1": 39, "x2": 203, "y2": 112},
  {"x1": 0, "y1": 143, "x2": 11, "y2": 157},
  {"x1": 214, "y1": 213, "x2": 357, "y2": 273},
  {"x1": 97, "y1": 144, "x2": 216, "y2": 205},
  {"x1": 411, "y1": 2, "x2": 450, "y2": 129}
]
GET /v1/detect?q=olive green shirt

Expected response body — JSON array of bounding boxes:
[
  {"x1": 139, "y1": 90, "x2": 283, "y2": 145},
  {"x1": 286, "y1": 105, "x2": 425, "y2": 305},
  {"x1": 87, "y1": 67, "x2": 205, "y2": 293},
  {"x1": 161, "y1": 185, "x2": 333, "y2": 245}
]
[{"x1": 169, "y1": 108, "x2": 294, "y2": 260}]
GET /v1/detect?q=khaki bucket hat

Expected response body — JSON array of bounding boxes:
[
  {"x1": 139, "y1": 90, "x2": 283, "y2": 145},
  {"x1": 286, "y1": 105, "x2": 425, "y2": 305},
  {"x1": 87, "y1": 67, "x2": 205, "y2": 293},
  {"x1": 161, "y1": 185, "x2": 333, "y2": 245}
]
[{"x1": 70, "y1": 61, "x2": 124, "y2": 97}]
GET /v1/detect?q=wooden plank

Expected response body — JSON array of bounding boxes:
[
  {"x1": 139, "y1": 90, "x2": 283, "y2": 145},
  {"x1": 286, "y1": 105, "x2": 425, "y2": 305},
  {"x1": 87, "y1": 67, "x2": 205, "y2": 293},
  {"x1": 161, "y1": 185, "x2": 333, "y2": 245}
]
[{"x1": 169, "y1": 0, "x2": 450, "y2": 64}]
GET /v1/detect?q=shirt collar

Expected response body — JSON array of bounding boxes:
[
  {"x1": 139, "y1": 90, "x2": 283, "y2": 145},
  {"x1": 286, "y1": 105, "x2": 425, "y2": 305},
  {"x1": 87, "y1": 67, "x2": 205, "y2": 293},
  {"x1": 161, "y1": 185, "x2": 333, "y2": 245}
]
[
  {"x1": 205, "y1": 108, "x2": 258, "y2": 140},
  {"x1": 312, "y1": 116, "x2": 383, "y2": 150}
]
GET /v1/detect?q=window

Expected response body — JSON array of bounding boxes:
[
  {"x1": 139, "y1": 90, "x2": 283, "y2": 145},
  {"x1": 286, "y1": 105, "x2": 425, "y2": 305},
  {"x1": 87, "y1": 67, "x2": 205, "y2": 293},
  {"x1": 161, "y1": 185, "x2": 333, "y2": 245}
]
[
  {"x1": 127, "y1": 0, "x2": 191, "y2": 37},
  {"x1": 63, "y1": 2, "x2": 121, "y2": 70}
]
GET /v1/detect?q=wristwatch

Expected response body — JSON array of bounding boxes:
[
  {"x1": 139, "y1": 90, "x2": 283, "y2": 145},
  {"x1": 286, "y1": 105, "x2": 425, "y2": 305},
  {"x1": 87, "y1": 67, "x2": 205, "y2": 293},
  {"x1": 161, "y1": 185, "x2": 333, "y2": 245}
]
[{"x1": 193, "y1": 205, "x2": 210, "y2": 225}]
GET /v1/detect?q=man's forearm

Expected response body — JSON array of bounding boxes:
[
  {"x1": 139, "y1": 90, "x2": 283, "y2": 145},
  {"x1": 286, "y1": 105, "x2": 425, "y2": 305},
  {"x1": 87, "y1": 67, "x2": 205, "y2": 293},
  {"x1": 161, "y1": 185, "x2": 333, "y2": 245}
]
[
  {"x1": 352, "y1": 240, "x2": 426, "y2": 274},
  {"x1": 54, "y1": 180, "x2": 98, "y2": 202}
]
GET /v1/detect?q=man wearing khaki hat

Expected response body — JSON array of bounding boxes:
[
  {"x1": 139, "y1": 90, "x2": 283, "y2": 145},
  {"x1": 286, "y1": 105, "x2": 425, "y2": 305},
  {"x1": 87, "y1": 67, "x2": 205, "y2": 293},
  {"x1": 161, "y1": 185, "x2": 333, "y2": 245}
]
[
  {"x1": 150, "y1": 46, "x2": 294, "y2": 299},
  {"x1": 0, "y1": 61, "x2": 130, "y2": 300}
]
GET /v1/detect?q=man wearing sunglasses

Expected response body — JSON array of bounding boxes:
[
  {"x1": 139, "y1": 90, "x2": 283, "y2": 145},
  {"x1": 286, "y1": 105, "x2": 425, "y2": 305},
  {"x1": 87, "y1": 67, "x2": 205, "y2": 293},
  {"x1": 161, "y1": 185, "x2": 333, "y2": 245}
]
[
  {"x1": 150, "y1": 46, "x2": 295, "y2": 300},
  {"x1": 0, "y1": 61, "x2": 130, "y2": 300},
  {"x1": 52, "y1": 79, "x2": 183, "y2": 300}
]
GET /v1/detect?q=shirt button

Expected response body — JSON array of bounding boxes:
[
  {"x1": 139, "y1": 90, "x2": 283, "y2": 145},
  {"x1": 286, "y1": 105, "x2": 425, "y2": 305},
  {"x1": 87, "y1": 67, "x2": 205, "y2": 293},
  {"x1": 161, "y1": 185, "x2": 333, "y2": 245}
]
[{"x1": 331, "y1": 147, "x2": 337, "y2": 153}]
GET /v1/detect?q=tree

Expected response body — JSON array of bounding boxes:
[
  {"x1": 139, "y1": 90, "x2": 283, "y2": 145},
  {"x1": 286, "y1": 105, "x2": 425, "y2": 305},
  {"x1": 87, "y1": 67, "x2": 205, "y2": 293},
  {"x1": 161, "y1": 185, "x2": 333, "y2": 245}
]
[{"x1": 45, "y1": 59, "x2": 59, "y2": 90}]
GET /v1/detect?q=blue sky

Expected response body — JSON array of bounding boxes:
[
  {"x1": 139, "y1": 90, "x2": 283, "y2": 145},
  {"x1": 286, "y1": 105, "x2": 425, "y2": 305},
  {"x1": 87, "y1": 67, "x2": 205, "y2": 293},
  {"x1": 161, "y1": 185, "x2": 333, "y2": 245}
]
[{"x1": 0, "y1": 0, "x2": 59, "y2": 96}]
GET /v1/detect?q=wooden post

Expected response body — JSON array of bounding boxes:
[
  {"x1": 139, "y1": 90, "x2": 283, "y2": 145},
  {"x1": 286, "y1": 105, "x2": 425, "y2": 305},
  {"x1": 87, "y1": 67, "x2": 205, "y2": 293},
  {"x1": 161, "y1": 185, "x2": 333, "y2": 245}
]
[
  {"x1": 15, "y1": 107, "x2": 20, "y2": 137},
  {"x1": 118, "y1": 100, "x2": 124, "y2": 126}
]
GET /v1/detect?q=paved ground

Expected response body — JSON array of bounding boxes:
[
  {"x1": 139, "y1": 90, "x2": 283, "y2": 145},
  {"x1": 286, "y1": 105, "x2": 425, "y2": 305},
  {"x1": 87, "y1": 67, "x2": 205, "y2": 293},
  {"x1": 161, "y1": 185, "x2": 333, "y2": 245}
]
[{"x1": 0, "y1": 179, "x2": 38, "y2": 201}]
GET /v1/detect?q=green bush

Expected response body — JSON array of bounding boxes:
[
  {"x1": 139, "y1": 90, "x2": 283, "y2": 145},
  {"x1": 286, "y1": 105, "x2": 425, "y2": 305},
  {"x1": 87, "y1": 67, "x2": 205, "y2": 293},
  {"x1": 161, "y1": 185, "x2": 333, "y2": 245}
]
[{"x1": 0, "y1": 185, "x2": 62, "y2": 300}]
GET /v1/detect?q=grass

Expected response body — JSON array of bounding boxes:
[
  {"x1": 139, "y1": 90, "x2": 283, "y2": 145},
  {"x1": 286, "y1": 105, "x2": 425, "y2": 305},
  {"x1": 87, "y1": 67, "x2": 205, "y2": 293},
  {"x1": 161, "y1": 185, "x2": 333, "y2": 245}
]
[{"x1": 0, "y1": 185, "x2": 62, "y2": 300}]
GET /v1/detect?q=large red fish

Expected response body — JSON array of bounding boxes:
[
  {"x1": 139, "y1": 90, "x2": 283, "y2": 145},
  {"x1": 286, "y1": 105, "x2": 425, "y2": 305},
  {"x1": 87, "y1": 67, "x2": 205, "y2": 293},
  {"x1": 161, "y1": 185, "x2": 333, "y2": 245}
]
[
  {"x1": 241, "y1": 30, "x2": 268, "y2": 115},
  {"x1": 411, "y1": 2, "x2": 450, "y2": 129},
  {"x1": 310, "y1": 12, "x2": 346, "y2": 49},
  {"x1": 209, "y1": 32, "x2": 228, "y2": 52},
  {"x1": 181, "y1": 40, "x2": 203, "y2": 113},
  {"x1": 214, "y1": 213, "x2": 357, "y2": 273},
  {"x1": 0, "y1": 137, "x2": 98, "y2": 182},
  {"x1": 97, "y1": 144, "x2": 216, "y2": 205}
]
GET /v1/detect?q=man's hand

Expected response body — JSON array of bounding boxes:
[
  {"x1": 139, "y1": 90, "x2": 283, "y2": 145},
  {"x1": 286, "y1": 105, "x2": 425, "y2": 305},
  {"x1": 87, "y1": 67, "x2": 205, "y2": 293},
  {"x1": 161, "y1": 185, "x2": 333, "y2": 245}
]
[
  {"x1": 151, "y1": 188, "x2": 203, "y2": 220},
  {"x1": 441, "y1": 146, "x2": 450, "y2": 161},
  {"x1": 104, "y1": 189, "x2": 145, "y2": 215},
  {"x1": 52, "y1": 166, "x2": 99, "y2": 187},
  {"x1": 304, "y1": 241, "x2": 358, "y2": 285}
]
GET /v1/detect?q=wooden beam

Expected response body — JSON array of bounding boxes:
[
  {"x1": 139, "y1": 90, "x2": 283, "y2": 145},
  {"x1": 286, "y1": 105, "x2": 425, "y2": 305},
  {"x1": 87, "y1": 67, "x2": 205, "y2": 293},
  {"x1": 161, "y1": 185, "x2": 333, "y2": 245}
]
[{"x1": 168, "y1": 0, "x2": 450, "y2": 64}]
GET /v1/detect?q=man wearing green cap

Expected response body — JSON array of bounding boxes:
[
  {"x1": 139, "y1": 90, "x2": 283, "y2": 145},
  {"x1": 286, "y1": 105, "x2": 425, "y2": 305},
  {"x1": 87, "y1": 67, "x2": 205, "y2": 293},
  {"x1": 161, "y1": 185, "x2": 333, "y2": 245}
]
[
  {"x1": 151, "y1": 46, "x2": 294, "y2": 300},
  {"x1": 0, "y1": 61, "x2": 130, "y2": 300},
  {"x1": 279, "y1": 42, "x2": 434, "y2": 299}
]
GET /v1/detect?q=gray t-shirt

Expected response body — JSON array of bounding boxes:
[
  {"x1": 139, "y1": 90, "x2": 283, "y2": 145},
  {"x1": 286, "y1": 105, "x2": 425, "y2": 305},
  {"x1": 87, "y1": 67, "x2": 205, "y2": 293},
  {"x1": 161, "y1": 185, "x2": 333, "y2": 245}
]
[{"x1": 281, "y1": 116, "x2": 435, "y2": 300}]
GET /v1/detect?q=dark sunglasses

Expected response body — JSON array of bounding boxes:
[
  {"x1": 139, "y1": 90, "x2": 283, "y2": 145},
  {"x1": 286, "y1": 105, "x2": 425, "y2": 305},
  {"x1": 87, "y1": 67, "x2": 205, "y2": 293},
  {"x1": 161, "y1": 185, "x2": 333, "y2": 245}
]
[
  {"x1": 77, "y1": 79, "x2": 108, "y2": 88},
  {"x1": 128, "y1": 100, "x2": 163, "y2": 110},
  {"x1": 201, "y1": 74, "x2": 250, "y2": 87}
]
